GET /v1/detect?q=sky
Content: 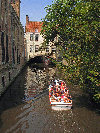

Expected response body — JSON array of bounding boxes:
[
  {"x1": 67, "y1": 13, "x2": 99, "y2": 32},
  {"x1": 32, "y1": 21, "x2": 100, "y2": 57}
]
[{"x1": 20, "y1": 0, "x2": 53, "y2": 28}]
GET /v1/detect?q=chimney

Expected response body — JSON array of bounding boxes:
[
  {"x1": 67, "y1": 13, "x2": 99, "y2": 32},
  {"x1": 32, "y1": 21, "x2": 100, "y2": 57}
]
[{"x1": 26, "y1": 15, "x2": 29, "y2": 25}]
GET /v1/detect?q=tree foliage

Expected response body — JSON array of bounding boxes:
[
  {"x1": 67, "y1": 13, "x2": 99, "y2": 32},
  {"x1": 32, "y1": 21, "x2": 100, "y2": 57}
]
[{"x1": 41, "y1": 0, "x2": 100, "y2": 104}]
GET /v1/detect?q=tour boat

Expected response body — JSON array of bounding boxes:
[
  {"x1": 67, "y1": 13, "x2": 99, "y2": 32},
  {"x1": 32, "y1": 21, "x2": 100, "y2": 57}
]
[{"x1": 49, "y1": 79, "x2": 72, "y2": 110}]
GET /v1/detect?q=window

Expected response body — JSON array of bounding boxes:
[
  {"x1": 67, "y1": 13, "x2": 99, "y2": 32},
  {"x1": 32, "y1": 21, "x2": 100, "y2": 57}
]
[
  {"x1": 2, "y1": 76, "x2": 5, "y2": 87},
  {"x1": 1, "y1": 32, "x2": 5, "y2": 62},
  {"x1": 19, "y1": 54, "x2": 20, "y2": 64},
  {"x1": 12, "y1": 47, "x2": 15, "y2": 64},
  {"x1": 52, "y1": 46, "x2": 56, "y2": 53},
  {"x1": 46, "y1": 47, "x2": 49, "y2": 53},
  {"x1": 35, "y1": 45, "x2": 39, "y2": 52},
  {"x1": 30, "y1": 45, "x2": 33, "y2": 52},
  {"x1": 30, "y1": 34, "x2": 33, "y2": 41},
  {"x1": 6, "y1": 34, "x2": 9, "y2": 63},
  {"x1": 35, "y1": 28, "x2": 38, "y2": 32},
  {"x1": 46, "y1": 45, "x2": 49, "y2": 53},
  {"x1": 35, "y1": 34, "x2": 39, "y2": 41},
  {"x1": 9, "y1": 72, "x2": 11, "y2": 81},
  {"x1": 0, "y1": 26, "x2": 1, "y2": 32},
  {"x1": 17, "y1": 49, "x2": 19, "y2": 63}
]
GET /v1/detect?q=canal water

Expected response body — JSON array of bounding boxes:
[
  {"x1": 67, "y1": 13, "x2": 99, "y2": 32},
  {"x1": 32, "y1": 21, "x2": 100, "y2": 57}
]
[{"x1": 0, "y1": 63, "x2": 100, "y2": 133}]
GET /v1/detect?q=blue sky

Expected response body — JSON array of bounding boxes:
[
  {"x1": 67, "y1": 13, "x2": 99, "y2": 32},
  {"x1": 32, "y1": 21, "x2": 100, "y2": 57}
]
[{"x1": 20, "y1": 0, "x2": 53, "y2": 28}]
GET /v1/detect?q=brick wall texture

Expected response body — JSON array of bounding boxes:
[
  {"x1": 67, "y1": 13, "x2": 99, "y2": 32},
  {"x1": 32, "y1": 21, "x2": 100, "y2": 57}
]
[{"x1": 0, "y1": 0, "x2": 25, "y2": 96}]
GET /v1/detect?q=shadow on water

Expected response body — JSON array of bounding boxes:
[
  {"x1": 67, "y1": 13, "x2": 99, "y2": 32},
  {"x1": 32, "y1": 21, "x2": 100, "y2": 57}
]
[
  {"x1": 73, "y1": 93, "x2": 100, "y2": 114},
  {"x1": 0, "y1": 61, "x2": 56, "y2": 130},
  {"x1": 0, "y1": 66, "x2": 27, "y2": 129},
  {"x1": 0, "y1": 61, "x2": 100, "y2": 132},
  {"x1": 0, "y1": 56, "x2": 44, "y2": 129},
  {"x1": 55, "y1": 69, "x2": 100, "y2": 115}
]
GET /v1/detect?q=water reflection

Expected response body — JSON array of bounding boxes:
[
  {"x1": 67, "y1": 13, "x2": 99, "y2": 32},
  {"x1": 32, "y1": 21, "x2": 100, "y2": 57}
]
[
  {"x1": 0, "y1": 63, "x2": 100, "y2": 133},
  {"x1": 24, "y1": 64, "x2": 56, "y2": 103}
]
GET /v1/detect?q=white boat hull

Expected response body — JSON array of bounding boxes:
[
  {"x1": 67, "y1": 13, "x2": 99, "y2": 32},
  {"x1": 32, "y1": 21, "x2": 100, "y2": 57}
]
[
  {"x1": 50, "y1": 101, "x2": 72, "y2": 110},
  {"x1": 51, "y1": 105, "x2": 72, "y2": 111}
]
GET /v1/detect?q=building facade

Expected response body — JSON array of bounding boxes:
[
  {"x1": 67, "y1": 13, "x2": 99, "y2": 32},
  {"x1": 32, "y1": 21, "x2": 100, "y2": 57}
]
[
  {"x1": 0, "y1": 0, "x2": 25, "y2": 96},
  {"x1": 24, "y1": 15, "x2": 56, "y2": 61}
]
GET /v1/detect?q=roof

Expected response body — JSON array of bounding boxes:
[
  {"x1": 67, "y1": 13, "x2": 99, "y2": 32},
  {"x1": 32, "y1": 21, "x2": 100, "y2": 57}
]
[{"x1": 25, "y1": 21, "x2": 43, "y2": 33}]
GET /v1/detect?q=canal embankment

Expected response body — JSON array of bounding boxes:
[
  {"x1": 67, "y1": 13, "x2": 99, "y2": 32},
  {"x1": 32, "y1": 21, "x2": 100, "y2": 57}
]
[{"x1": 0, "y1": 61, "x2": 27, "y2": 98}]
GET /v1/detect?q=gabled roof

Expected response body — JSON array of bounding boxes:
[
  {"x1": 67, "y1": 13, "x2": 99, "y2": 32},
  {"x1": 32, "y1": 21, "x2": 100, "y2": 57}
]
[{"x1": 25, "y1": 21, "x2": 43, "y2": 33}]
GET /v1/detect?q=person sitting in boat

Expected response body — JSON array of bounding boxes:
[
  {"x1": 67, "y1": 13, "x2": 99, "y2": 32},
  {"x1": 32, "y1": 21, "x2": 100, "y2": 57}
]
[
  {"x1": 56, "y1": 85, "x2": 60, "y2": 92},
  {"x1": 59, "y1": 82, "x2": 61, "y2": 85},
  {"x1": 52, "y1": 93, "x2": 58, "y2": 101},
  {"x1": 54, "y1": 87, "x2": 56, "y2": 91},
  {"x1": 49, "y1": 90, "x2": 53, "y2": 97},
  {"x1": 52, "y1": 89, "x2": 56, "y2": 96},
  {"x1": 65, "y1": 89, "x2": 69, "y2": 95},
  {"x1": 57, "y1": 96, "x2": 61, "y2": 102},
  {"x1": 66, "y1": 89, "x2": 69, "y2": 94},
  {"x1": 61, "y1": 94, "x2": 65, "y2": 101},
  {"x1": 54, "y1": 93, "x2": 58, "y2": 98},
  {"x1": 67, "y1": 95, "x2": 72, "y2": 103},
  {"x1": 54, "y1": 79, "x2": 59, "y2": 86},
  {"x1": 65, "y1": 85, "x2": 68, "y2": 90},
  {"x1": 68, "y1": 95, "x2": 72, "y2": 100},
  {"x1": 65, "y1": 91, "x2": 68, "y2": 97},
  {"x1": 49, "y1": 84, "x2": 53, "y2": 90},
  {"x1": 61, "y1": 93, "x2": 65, "y2": 100},
  {"x1": 60, "y1": 83, "x2": 65, "y2": 91},
  {"x1": 57, "y1": 89, "x2": 61, "y2": 96},
  {"x1": 61, "y1": 89, "x2": 64, "y2": 94},
  {"x1": 49, "y1": 86, "x2": 53, "y2": 92},
  {"x1": 61, "y1": 81, "x2": 63, "y2": 86},
  {"x1": 57, "y1": 87, "x2": 60, "y2": 92},
  {"x1": 64, "y1": 94, "x2": 69, "y2": 102}
]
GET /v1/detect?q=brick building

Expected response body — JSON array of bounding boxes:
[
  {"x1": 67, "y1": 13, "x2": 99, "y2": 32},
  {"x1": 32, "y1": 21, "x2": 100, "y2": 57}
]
[
  {"x1": 24, "y1": 15, "x2": 56, "y2": 60},
  {"x1": 0, "y1": 0, "x2": 25, "y2": 96}
]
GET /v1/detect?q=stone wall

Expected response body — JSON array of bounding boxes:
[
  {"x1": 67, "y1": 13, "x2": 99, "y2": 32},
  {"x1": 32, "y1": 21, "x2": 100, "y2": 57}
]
[{"x1": 0, "y1": 0, "x2": 25, "y2": 96}]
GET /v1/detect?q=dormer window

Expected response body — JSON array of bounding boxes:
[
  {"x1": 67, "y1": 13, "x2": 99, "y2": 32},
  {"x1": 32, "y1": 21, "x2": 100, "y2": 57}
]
[{"x1": 35, "y1": 28, "x2": 38, "y2": 32}]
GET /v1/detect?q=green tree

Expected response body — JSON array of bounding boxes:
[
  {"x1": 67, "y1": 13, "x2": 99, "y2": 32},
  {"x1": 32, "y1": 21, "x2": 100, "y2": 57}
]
[{"x1": 41, "y1": 0, "x2": 100, "y2": 104}]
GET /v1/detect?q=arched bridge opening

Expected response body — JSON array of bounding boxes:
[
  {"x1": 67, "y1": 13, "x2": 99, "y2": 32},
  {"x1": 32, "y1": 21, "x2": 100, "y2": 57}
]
[{"x1": 28, "y1": 55, "x2": 44, "y2": 64}]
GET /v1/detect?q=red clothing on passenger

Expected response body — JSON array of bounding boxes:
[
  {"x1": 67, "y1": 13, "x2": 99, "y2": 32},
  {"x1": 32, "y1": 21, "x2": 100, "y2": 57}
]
[
  {"x1": 61, "y1": 95, "x2": 64, "y2": 99},
  {"x1": 61, "y1": 82, "x2": 63, "y2": 86}
]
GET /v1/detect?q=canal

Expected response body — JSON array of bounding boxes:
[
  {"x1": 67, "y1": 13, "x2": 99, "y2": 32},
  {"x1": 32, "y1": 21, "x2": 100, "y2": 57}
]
[{"x1": 0, "y1": 62, "x2": 100, "y2": 133}]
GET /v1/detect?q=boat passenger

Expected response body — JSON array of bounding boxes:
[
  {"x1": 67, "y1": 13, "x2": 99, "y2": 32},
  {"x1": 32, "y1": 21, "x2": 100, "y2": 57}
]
[
  {"x1": 67, "y1": 89, "x2": 69, "y2": 94},
  {"x1": 69, "y1": 95, "x2": 72, "y2": 100},
  {"x1": 61, "y1": 90, "x2": 64, "y2": 94},
  {"x1": 61, "y1": 81, "x2": 63, "y2": 86},
  {"x1": 49, "y1": 91, "x2": 53, "y2": 97},
  {"x1": 54, "y1": 87, "x2": 56, "y2": 91}
]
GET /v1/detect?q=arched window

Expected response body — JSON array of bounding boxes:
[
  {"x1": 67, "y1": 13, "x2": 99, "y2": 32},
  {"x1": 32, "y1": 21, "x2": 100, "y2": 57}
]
[
  {"x1": 1, "y1": 32, "x2": 5, "y2": 63},
  {"x1": 6, "y1": 34, "x2": 9, "y2": 63},
  {"x1": 2, "y1": 76, "x2": 5, "y2": 87}
]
